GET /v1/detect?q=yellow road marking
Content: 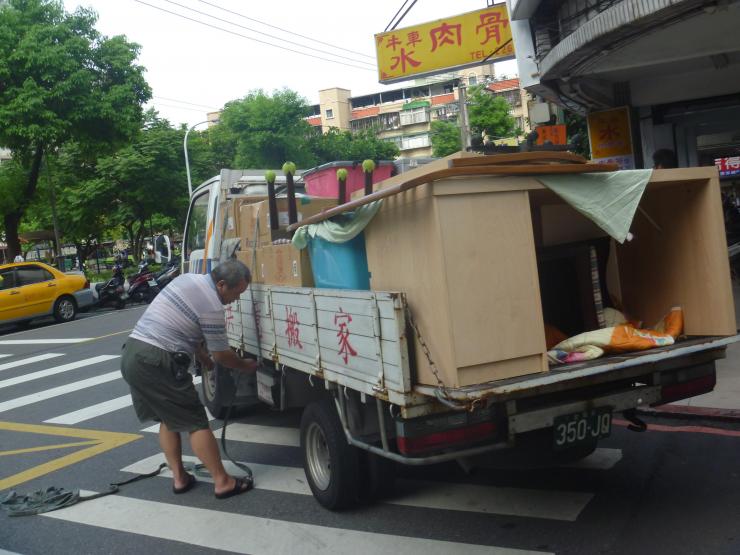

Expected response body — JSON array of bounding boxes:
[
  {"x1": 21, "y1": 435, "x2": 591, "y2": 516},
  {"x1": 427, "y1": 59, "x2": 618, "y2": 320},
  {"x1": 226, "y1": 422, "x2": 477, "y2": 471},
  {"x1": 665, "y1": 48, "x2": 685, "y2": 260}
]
[
  {"x1": 0, "y1": 440, "x2": 100, "y2": 456},
  {"x1": 84, "y1": 329, "x2": 133, "y2": 343},
  {"x1": 0, "y1": 421, "x2": 141, "y2": 490}
]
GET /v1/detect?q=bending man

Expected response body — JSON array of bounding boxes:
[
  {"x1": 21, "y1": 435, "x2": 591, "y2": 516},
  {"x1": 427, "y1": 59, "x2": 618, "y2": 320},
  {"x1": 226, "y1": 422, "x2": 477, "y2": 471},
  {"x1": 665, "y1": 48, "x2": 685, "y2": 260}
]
[{"x1": 121, "y1": 258, "x2": 257, "y2": 499}]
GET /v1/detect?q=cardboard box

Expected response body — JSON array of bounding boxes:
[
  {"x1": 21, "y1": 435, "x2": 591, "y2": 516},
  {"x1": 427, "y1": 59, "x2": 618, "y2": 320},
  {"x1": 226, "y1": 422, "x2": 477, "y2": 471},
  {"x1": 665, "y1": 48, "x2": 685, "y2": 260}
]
[
  {"x1": 239, "y1": 197, "x2": 337, "y2": 248},
  {"x1": 221, "y1": 196, "x2": 267, "y2": 241},
  {"x1": 236, "y1": 249, "x2": 265, "y2": 283},
  {"x1": 261, "y1": 243, "x2": 313, "y2": 287},
  {"x1": 239, "y1": 203, "x2": 272, "y2": 247}
]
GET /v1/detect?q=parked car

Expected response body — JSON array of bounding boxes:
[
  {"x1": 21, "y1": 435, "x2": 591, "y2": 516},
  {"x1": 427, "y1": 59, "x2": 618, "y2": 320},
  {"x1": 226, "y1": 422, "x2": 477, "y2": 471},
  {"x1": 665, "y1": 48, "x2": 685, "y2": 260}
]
[{"x1": 0, "y1": 261, "x2": 93, "y2": 326}]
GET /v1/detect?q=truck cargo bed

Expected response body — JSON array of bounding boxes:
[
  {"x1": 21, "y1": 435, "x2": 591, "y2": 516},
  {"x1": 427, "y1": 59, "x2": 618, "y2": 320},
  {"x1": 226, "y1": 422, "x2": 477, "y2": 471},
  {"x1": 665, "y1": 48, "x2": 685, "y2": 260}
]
[{"x1": 415, "y1": 335, "x2": 739, "y2": 404}]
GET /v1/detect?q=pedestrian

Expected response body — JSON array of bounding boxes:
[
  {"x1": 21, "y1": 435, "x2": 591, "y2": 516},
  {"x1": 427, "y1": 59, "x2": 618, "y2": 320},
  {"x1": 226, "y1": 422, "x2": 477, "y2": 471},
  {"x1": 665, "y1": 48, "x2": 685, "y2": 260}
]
[
  {"x1": 13, "y1": 254, "x2": 23, "y2": 263},
  {"x1": 120, "y1": 258, "x2": 257, "y2": 499},
  {"x1": 652, "y1": 148, "x2": 677, "y2": 169}
]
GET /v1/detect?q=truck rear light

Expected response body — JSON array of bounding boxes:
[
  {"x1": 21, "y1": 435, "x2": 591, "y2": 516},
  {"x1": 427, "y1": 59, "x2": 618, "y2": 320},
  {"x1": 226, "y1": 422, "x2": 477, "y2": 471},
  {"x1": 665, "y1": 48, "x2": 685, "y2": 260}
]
[
  {"x1": 657, "y1": 372, "x2": 716, "y2": 405},
  {"x1": 397, "y1": 421, "x2": 497, "y2": 456}
]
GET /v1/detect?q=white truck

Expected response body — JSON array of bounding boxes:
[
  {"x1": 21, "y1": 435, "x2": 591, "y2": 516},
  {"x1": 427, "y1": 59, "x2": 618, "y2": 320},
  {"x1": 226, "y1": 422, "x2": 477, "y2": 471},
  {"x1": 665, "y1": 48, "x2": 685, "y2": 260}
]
[{"x1": 183, "y1": 162, "x2": 739, "y2": 510}]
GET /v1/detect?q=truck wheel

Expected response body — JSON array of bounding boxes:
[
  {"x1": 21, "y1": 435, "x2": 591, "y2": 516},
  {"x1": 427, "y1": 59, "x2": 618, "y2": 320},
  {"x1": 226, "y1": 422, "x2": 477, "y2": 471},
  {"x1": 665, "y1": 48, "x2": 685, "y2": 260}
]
[
  {"x1": 201, "y1": 364, "x2": 235, "y2": 419},
  {"x1": 53, "y1": 296, "x2": 77, "y2": 323},
  {"x1": 359, "y1": 451, "x2": 396, "y2": 502},
  {"x1": 300, "y1": 398, "x2": 360, "y2": 510}
]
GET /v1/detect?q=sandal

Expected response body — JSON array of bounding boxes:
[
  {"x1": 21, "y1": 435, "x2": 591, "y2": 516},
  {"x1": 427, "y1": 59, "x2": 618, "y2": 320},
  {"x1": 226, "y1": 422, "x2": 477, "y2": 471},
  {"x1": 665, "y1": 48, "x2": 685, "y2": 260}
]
[
  {"x1": 172, "y1": 473, "x2": 196, "y2": 494},
  {"x1": 215, "y1": 477, "x2": 252, "y2": 499}
]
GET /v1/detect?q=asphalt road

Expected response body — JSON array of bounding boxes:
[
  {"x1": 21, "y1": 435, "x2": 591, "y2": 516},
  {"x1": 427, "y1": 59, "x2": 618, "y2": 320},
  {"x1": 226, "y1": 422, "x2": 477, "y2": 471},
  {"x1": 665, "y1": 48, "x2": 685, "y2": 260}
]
[{"x1": 1, "y1": 308, "x2": 739, "y2": 555}]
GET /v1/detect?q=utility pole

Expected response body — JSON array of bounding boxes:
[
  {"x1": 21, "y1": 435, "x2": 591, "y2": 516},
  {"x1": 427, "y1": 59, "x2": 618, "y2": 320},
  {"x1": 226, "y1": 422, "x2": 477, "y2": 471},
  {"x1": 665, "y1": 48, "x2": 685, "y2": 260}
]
[
  {"x1": 46, "y1": 157, "x2": 64, "y2": 269},
  {"x1": 458, "y1": 83, "x2": 472, "y2": 151}
]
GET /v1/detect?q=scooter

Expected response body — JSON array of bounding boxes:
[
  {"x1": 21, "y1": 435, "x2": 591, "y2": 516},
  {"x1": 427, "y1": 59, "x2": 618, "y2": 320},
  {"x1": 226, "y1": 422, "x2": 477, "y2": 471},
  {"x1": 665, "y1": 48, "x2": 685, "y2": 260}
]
[
  {"x1": 122, "y1": 260, "x2": 159, "y2": 304},
  {"x1": 94, "y1": 263, "x2": 126, "y2": 310}
]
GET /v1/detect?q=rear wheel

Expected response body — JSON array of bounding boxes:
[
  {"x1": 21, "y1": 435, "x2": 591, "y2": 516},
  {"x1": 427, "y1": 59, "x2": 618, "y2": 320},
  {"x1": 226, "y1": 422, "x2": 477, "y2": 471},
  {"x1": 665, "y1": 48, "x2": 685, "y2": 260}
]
[
  {"x1": 201, "y1": 364, "x2": 236, "y2": 419},
  {"x1": 300, "y1": 397, "x2": 360, "y2": 510},
  {"x1": 53, "y1": 296, "x2": 77, "y2": 323}
]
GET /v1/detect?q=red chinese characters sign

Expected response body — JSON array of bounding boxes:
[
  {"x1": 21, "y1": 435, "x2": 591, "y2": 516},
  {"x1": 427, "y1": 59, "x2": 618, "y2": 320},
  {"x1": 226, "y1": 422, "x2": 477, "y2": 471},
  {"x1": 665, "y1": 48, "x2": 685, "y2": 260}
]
[
  {"x1": 334, "y1": 308, "x2": 357, "y2": 365},
  {"x1": 375, "y1": 5, "x2": 514, "y2": 84}
]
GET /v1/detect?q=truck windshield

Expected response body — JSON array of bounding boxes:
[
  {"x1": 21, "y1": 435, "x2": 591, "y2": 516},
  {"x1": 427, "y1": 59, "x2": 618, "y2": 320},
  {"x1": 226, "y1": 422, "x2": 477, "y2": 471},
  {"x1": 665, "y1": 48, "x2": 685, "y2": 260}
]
[{"x1": 184, "y1": 191, "x2": 210, "y2": 272}]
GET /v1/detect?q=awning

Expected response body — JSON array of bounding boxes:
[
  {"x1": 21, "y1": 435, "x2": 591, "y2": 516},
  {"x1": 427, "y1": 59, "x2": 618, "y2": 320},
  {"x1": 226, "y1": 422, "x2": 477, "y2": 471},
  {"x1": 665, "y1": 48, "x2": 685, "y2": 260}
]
[{"x1": 401, "y1": 100, "x2": 430, "y2": 110}]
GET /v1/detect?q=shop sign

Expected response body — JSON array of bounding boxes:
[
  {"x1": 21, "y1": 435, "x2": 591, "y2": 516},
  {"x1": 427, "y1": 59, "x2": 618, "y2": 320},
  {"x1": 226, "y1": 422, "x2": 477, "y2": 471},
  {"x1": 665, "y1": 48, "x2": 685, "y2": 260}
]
[
  {"x1": 536, "y1": 124, "x2": 567, "y2": 146},
  {"x1": 375, "y1": 5, "x2": 515, "y2": 84},
  {"x1": 714, "y1": 156, "x2": 740, "y2": 177},
  {"x1": 587, "y1": 106, "x2": 635, "y2": 169}
]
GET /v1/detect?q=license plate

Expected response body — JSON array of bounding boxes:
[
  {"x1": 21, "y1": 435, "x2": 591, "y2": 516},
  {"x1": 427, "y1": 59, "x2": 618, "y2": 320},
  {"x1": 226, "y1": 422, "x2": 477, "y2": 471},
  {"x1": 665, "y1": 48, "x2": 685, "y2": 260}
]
[
  {"x1": 257, "y1": 380, "x2": 274, "y2": 405},
  {"x1": 553, "y1": 407, "x2": 612, "y2": 450},
  {"x1": 148, "y1": 279, "x2": 158, "y2": 287}
]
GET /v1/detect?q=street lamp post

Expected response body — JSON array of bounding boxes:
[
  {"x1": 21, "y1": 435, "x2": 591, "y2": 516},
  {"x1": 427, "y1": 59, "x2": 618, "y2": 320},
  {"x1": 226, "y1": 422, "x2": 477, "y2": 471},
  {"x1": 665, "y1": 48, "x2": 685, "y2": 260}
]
[{"x1": 184, "y1": 119, "x2": 212, "y2": 198}]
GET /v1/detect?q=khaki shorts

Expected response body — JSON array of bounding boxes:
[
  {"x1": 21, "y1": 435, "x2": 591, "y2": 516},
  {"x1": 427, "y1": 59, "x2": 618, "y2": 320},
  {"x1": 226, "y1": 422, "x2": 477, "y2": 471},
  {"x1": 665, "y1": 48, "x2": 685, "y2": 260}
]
[{"x1": 120, "y1": 338, "x2": 209, "y2": 433}]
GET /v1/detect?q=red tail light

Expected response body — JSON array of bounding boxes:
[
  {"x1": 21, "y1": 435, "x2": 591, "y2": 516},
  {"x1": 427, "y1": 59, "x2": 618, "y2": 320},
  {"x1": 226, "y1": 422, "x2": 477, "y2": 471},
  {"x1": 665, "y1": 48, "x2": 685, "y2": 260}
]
[
  {"x1": 83, "y1": 279, "x2": 90, "y2": 289},
  {"x1": 397, "y1": 422, "x2": 497, "y2": 456},
  {"x1": 657, "y1": 372, "x2": 716, "y2": 405}
]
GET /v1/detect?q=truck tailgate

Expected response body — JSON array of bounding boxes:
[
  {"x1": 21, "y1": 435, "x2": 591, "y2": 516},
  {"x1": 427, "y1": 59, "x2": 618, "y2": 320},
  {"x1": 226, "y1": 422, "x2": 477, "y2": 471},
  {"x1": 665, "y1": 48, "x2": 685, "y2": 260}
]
[{"x1": 414, "y1": 335, "x2": 740, "y2": 404}]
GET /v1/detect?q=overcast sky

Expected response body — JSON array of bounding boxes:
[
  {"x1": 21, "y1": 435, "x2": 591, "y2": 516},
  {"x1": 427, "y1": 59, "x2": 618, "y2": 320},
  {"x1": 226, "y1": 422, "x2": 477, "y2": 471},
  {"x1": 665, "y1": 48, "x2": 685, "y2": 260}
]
[{"x1": 61, "y1": 0, "x2": 518, "y2": 128}]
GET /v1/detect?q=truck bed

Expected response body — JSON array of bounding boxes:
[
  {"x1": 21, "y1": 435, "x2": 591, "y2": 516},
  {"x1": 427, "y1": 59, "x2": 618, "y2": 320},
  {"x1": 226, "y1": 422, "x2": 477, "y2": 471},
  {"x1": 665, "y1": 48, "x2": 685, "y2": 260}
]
[
  {"x1": 415, "y1": 335, "x2": 739, "y2": 404},
  {"x1": 229, "y1": 284, "x2": 738, "y2": 415}
]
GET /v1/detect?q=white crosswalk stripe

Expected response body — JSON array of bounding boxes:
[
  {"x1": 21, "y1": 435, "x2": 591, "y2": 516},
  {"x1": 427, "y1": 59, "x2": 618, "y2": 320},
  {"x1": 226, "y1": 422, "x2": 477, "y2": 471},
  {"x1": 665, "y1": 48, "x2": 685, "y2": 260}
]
[
  {"x1": 0, "y1": 338, "x2": 92, "y2": 345},
  {"x1": 43, "y1": 491, "x2": 551, "y2": 555},
  {"x1": 212, "y1": 422, "x2": 301, "y2": 447},
  {"x1": 0, "y1": 370, "x2": 121, "y2": 413},
  {"x1": 122, "y1": 453, "x2": 593, "y2": 521},
  {"x1": 46, "y1": 376, "x2": 203, "y2": 425},
  {"x1": 0, "y1": 355, "x2": 119, "y2": 389},
  {"x1": 0, "y1": 354, "x2": 11, "y2": 359},
  {"x1": 0, "y1": 353, "x2": 65, "y2": 372}
]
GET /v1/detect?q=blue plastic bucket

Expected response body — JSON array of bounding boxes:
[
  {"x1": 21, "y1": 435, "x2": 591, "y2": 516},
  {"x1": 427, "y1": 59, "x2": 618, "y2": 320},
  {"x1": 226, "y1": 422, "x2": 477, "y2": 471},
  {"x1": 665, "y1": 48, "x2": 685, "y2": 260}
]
[{"x1": 307, "y1": 233, "x2": 370, "y2": 289}]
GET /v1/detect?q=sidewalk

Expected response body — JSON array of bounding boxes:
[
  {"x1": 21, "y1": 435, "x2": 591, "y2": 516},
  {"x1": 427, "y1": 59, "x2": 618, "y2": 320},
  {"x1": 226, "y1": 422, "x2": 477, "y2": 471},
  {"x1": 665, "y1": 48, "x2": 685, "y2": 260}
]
[{"x1": 644, "y1": 280, "x2": 740, "y2": 421}]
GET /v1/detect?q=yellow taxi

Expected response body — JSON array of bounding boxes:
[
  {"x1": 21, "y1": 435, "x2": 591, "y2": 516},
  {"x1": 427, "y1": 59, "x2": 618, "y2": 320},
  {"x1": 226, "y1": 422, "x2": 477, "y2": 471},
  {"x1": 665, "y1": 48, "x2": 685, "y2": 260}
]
[{"x1": 0, "y1": 261, "x2": 94, "y2": 326}]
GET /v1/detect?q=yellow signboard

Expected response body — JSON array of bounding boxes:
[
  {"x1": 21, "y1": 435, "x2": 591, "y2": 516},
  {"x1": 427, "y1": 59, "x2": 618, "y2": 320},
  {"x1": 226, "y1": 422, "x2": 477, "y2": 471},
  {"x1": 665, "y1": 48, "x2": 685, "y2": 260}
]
[
  {"x1": 375, "y1": 5, "x2": 515, "y2": 84},
  {"x1": 587, "y1": 106, "x2": 635, "y2": 169}
]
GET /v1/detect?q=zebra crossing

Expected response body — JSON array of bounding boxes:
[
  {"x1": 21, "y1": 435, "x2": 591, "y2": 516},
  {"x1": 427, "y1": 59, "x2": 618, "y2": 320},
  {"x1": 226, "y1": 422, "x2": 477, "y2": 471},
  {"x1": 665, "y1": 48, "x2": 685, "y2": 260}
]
[{"x1": 0, "y1": 348, "x2": 625, "y2": 553}]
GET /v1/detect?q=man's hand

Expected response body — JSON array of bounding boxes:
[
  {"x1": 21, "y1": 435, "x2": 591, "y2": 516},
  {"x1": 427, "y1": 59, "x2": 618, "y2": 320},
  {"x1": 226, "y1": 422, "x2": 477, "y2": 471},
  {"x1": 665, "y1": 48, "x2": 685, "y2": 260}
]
[
  {"x1": 212, "y1": 348, "x2": 259, "y2": 373},
  {"x1": 195, "y1": 346, "x2": 214, "y2": 371}
]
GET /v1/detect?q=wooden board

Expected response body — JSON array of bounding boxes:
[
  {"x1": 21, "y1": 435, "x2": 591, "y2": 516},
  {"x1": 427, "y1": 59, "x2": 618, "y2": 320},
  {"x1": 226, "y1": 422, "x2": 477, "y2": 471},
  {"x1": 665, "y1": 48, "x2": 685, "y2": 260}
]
[{"x1": 617, "y1": 175, "x2": 736, "y2": 335}]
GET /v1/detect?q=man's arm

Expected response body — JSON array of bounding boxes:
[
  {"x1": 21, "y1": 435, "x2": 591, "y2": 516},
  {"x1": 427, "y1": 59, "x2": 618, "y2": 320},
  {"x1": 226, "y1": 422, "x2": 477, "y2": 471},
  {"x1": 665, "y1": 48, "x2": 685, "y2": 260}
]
[{"x1": 211, "y1": 349, "x2": 259, "y2": 373}]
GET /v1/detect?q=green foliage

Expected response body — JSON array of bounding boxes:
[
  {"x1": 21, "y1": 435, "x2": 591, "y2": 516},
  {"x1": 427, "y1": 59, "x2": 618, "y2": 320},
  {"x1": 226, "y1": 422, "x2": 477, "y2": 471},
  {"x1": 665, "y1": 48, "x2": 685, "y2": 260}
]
[
  {"x1": 467, "y1": 85, "x2": 517, "y2": 145},
  {"x1": 430, "y1": 120, "x2": 461, "y2": 157},
  {"x1": 336, "y1": 168, "x2": 348, "y2": 181},
  {"x1": 265, "y1": 170, "x2": 276, "y2": 184},
  {"x1": 94, "y1": 116, "x2": 189, "y2": 261},
  {"x1": 310, "y1": 128, "x2": 398, "y2": 164},
  {"x1": 211, "y1": 89, "x2": 315, "y2": 168},
  {"x1": 565, "y1": 110, "x2": 590, "y2": 159},
  {"x1": 0, "y1": 0, "x2": 151, "y2": 256}
]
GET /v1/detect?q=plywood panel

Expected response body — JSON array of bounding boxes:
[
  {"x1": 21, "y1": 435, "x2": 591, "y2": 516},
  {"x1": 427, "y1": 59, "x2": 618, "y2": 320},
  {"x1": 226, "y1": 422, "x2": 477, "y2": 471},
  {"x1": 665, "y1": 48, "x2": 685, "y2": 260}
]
[
  {"x1": 458, "y1": 354, "x2": 546, "y2": 387},
  {"x1": 617, "y1": 177, "x2": 736, "y2": 335},
  {"x1": 365, "y1": 183, "x2": 457, "y2": 387},
  {"x1": 436, "y1": 191, "x2": 547, "y2": 369}
]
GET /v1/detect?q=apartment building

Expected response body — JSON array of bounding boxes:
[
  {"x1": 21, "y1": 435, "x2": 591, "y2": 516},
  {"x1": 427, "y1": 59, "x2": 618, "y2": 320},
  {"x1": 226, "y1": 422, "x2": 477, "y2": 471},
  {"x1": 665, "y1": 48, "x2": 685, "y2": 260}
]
[{"x1": 308, "y1": 68, "x2": 534, "y2": 158}]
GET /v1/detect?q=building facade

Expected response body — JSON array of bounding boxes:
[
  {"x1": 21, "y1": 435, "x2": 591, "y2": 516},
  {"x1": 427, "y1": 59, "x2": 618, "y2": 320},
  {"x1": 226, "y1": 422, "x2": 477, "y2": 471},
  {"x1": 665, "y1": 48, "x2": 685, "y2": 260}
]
[
  {"x1": 308, "y1": 65, "x2": 535, "y2": 158},
  {"x1": 507, "y1": 0, "x2": 740, "y2": 171}
]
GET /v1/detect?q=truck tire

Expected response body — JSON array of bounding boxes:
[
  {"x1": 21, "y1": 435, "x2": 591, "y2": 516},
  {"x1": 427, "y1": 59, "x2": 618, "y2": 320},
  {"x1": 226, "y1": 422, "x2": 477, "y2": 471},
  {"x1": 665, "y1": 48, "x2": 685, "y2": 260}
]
[
  {"x1": 300, "y1": 398, "x2": 360, "y2": 510},
  {"x1": 201, "y1": 364, "x2": 236, "y2": 419},
  {"x1": 359, "y1": 451, "x2": 396, "y2": 502},
  {"x1": 53, "y1": 296, "x2": 77, "y2": 323}
]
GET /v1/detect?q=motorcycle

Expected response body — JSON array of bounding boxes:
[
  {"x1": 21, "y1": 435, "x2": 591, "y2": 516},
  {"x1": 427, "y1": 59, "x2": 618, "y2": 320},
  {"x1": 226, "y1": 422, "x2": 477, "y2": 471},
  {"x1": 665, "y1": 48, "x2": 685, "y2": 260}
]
[
  {"x1": 123, "y1": 260, "x2": 159, "y2": 304},
  {"x1": 94, "y1": 262, "x2": 126, "y2": 310}
]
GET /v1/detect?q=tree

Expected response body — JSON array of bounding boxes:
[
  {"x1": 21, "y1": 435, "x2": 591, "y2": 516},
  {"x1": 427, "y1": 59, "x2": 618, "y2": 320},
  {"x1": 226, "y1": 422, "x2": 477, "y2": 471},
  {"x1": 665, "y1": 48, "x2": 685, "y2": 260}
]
[
  {"x1": 211, "y1": 89, "x2": 316, "y2": 169},
  {"x1": 0, "y1": 0, "x2": 151, "y2": 258},
  {"x1": 565, "y1": 111, "x2": 590, "y2": 159},
  {"x1": 310, "y1": 128, "x2": 399, "y2": 164},
  {"x1": 430, "y1": 120, "x2": 461, "y2": 157},
  {"x1": 466, "y1": 85, "x2": 518, "y2": 148},
  {"x1": 95, "y1": 117, "x2": 189, "y2": 262}
]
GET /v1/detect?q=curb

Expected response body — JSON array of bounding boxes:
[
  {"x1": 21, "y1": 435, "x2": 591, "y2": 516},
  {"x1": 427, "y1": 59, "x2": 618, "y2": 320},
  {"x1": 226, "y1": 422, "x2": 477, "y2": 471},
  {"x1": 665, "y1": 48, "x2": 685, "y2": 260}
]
[{"x1": 637, "y1": 404, "x2": 740, "y2": 423}]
